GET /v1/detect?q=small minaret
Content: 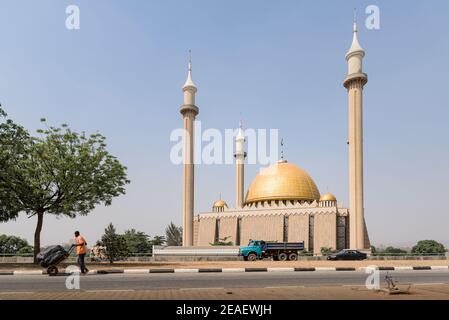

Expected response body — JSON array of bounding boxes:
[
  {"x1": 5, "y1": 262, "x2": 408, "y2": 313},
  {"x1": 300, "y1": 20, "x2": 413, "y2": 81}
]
[
  {"x1": 343, "y1": 16, "x2": 368, "y2": 250},
  {"x1": 180, "y1": 52, "x2": 199, "y2": 247},
  {"x1": 234, "y1": 122, "x2": 246, "y2": 208}
]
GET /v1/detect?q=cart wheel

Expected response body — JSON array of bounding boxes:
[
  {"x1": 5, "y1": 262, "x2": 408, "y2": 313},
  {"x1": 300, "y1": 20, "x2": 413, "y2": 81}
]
[{"x1": 47, "y1": 266, "x2": 58, "y2": 276}]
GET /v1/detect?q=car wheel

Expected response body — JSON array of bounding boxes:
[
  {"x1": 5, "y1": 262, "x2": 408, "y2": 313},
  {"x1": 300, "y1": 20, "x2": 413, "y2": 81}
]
[
  {"x1": 247, "y1": 253, "x2": 257, "y2": 261},
  {"x1": 288, "y1": 253, "x2": 298, "y2": 261},
  {"x1": 278, "y1": 253, "x2": 288, "y2": 261}
]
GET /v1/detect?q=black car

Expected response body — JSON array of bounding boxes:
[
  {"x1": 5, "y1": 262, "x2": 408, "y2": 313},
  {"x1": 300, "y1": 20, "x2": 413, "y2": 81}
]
[{"x1": 327, "y1": 249, "x2": 367, "y2": 261}]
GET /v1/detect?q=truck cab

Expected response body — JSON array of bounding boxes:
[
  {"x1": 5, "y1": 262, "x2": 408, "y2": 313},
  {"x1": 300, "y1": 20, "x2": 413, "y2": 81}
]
[{"x1": 239, "y1": 240, "x2": 266, "y2": 261}]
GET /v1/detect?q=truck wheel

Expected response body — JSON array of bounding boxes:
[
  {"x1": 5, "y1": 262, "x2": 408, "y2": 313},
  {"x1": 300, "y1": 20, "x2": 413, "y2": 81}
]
[
  {"x1": 278, "y1": 253, "x2": 288, "y2": 261},
  {"x1": 288, "y1": 253, "x2": 298, "y2": 261},
  {"x1": 247, "y1": 253, "x2": 257, "y2": 261}
]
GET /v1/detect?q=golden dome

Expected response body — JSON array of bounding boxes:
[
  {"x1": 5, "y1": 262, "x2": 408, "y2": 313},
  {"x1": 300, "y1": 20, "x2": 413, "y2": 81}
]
[
  {"x1": 320, "y1": 192, "x2": 337, "y2": 202},
  {"x1": 245, "y1": 161, "x2": 320, "y2": 204},
  {"x1": 212, "y1": 199, "x2": 228, "y2": 208}
]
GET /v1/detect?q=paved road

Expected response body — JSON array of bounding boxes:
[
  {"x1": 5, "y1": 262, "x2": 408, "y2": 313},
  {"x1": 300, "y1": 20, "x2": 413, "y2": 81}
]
[{"x1": 1, "y1": 270, "x2": 448, "y2": 293}]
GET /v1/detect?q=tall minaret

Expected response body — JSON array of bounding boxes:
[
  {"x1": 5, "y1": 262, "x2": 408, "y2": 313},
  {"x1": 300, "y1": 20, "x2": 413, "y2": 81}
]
[
  {"x1": 234, "y1": 122, "x2": 246, "y2": 208},
  {"x1": 180, "y1": 54, "x2": 199, "y2": 247},
  {"x1": 343, "y1": 16, "x2": 368, "y2": 250}
]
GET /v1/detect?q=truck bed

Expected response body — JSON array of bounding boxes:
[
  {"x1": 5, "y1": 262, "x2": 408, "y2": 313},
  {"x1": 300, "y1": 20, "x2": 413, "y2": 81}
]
[{"x1": 265, "y1": 242, "x2": 304, "y2": 251}]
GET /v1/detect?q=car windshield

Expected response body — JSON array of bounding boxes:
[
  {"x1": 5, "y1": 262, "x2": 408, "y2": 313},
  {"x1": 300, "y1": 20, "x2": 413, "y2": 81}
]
[{"x1": 338, "y1": 250, "x2": 347, "y2": 255}]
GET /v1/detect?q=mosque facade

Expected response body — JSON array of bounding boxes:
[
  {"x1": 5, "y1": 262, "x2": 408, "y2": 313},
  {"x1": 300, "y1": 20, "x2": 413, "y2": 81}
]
[{"x1": 180, "y1": 20, "x2": 371, "y2": 255}]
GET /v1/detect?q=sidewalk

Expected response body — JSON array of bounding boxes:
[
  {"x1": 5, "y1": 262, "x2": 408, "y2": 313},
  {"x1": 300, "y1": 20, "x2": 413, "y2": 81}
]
[{"x1": 1, "y1": 284, "x2": 449, "y2": 300}]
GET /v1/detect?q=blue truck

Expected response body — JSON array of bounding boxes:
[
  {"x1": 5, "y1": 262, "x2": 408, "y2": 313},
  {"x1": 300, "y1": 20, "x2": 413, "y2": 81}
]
[{"x1": 239, "y1": 240, "x2": 305, "y2": 261}]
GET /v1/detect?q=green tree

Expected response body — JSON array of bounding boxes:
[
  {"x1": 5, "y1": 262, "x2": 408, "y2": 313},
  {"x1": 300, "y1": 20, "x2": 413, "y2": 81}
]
[
  {"x1": 151, "y1": 235, "x2": 166, "y2": 246},
  {"x1": 210, "y1": 236, "x2": 234, "y2": 246},
  {"x1": 320, "y1": 247, "x2": 338, "y2": 256},
  {"x1": 17, "y1": 245, "x2": 34, "y2": 255},
  {"x1": 122, "y1": 229, "x2": 152, "y2": 254},
  {"x1": 165, "y1": 222, "x2": 182, "y2": 246},
  {"x1": 0, "y1": 107, "x2": 130, "y2": 262},
  {"x1": 411, "y1": 240, "x2": 446, "y2": 255},
  {"x1": 381, "y1": 246, "x2": 408, "y2": 255},
  {"x1": 0, "y1": 106, "x2": 32, "y2": 223},
  {"x1": 99, "y1": 223, "x2": 129, "y2": 263},
  {"x1": 0, "y1": 234, "x2": 32, "y2": 254}
]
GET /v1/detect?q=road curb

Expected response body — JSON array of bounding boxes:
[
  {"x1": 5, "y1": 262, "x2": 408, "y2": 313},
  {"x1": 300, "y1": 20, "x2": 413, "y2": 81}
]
[
  {"x1": 2, "y1": 265, "x2": 448, "y2": 276},
  {"x1": 336, "y1": 267, "x2": 356, "y2": 271},
  {"x1": 198, "y1": 268, "x2": 222, "y2": 273},
  {"x1": 149, "y1": 269, "x2": 174, "y2": 273},
  {"x1": 245, "y1": 268, "x2": 268, "y2": 272},
  {"x1": 13, "y1": 270, "x2": 44, "y2": 275},
  {"x1": 96, "y1": 269, "x2": 124, "y2": 274}
]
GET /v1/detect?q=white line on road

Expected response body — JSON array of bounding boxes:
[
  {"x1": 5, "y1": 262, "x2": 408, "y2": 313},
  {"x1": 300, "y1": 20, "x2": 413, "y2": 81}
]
[
  {"x1": 13, "y1": 271, "x2": 44, "y2": 275},
  {"x1": 222, "y1": 268, "x2": 245, "y2": 273},
  {"x1": 430, "y1": 266, "x2": 449, "y2": 270},
  {"x1": 315, "y1": 267, "x2": 336, "y2": 271},
  {"x1": 123, "y1": 269, "x2": 150, "y2": 274},
  {"x1": 267, "y1": 268, "x2": 295, "y2": 272},
  {"x1": 394, "y1": 266, "x2": 413, "y2": 270},
  {"x1": 174, "y1": 269, "x2": 199, "y2": 273}
]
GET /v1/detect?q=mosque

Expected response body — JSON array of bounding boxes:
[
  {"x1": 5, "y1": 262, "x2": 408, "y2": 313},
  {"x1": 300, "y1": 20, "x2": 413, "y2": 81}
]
[{"x1": 179, "y1": 19, "x2": 371, "y2": 255}]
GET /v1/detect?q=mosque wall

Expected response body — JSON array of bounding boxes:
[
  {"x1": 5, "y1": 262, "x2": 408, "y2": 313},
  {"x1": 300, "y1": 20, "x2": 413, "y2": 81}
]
[
  {"x1": 287, "y1": 214, "x2": 310, "y2": 249},
  {"x1": 240, "y1": 215, "x2": 284, "y2": 245},
  {"x1": 197, "y1": 217, "x2": 217, "y2": 246},
  {"x1": 313, "y1": 212, "x2": 337, "y2": 255},
  {"x1": 193, "y1": 219, "x2": 199, "y2": 246},
  {"x1": 218, "y1": 217, "x2": 238, "y2": 245}
]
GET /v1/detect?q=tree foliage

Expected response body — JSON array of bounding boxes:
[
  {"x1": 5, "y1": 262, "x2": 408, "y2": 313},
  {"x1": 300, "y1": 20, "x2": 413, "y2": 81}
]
[
  {"x1": 151, "y1": 235, "x2": 166, "y2": 246},
  {"x1": 412, "y1": 240, "x2": 446, "y2": 255},
  {"x1": 0, "y1": 106, "x2": 130, "y2": 262},
  {"x1": 381, "y1": 246, "x2": 408, "y2": 255},
  {"x1": 210, "y1": 236, "x2": 234, "y2": 246},
  {"x1": 122, "y1": 229, "x2": 152, "y2": 254},
  {"x1": 165, "y1": 222, "x2": 182, "y2": 246},
  {"x1": 99, "y1": 223, "x2": 129, "y2": 263},
  {"x1": 0, "y1": 234, "x2": 33, "y2": 254}
]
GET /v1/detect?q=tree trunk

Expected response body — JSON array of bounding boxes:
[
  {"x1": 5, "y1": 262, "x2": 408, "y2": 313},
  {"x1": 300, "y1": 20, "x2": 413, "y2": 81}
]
[{"x1": 33, "y1": 212, "x2": 44, "y2": 264}]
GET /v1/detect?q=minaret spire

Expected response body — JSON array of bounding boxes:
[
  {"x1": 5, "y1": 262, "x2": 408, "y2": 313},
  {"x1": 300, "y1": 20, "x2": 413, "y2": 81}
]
[
  {"x1": 343, "y1": 15, "x2": 369, "y2": 251},
  {"x1": 346, "y1": 11, "x2": 365, "y2": 60},
  {"x1": 183, "y1": 50, "x2": 197, "y2": 91},
  {"x1": 235, "y1": 120, "x2": 246, "y2": 208},
  {"x1": 180, "y1": 51, "x2": 200, "y2": 247}
]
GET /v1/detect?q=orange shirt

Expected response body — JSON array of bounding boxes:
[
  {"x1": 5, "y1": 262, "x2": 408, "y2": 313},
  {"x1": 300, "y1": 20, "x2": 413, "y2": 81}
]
[{"x1": 75, "y1": 235, "x2": 87, "y2": 255}]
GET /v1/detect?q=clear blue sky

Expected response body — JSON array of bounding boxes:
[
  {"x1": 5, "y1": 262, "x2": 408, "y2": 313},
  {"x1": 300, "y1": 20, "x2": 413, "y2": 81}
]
[{"x1": 1, "y1": 0, "x2": 448, "y2": 248}]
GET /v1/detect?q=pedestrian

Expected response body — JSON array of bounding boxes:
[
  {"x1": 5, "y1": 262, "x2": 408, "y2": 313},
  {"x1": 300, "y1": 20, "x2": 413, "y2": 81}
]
[{"x1": 74, "y1": 231, "x2": 89, "y2": 274}]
